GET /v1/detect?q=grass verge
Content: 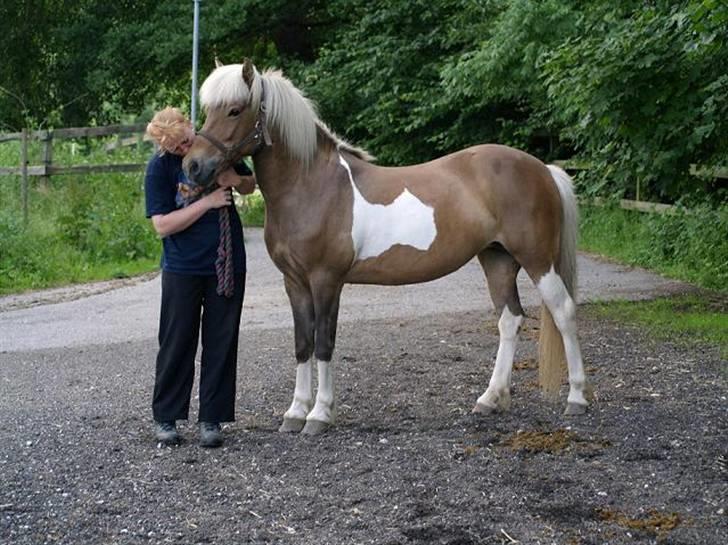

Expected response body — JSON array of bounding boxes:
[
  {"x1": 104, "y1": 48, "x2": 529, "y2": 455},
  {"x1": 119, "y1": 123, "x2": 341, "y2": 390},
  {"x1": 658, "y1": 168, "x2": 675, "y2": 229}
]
[
  {"x1": 579, "y1": 203, "x2": 728, "y2": 292},
  {"x1": 586, "y1": 294, "x2": 728, "y2": 361}
]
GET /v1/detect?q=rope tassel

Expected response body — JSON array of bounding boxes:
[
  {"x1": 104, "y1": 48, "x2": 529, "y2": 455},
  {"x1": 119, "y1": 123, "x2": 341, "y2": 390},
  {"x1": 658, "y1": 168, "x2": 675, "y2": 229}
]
[{"x1": 215, "y1": 206, "x2": 234, "y2": 297}]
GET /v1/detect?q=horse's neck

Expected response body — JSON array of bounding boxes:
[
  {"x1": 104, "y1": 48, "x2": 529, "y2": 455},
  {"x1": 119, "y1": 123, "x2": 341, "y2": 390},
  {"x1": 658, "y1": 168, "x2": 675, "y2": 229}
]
[{"x1": 253, "y1": 143, "x2": 335, "y2": 206}]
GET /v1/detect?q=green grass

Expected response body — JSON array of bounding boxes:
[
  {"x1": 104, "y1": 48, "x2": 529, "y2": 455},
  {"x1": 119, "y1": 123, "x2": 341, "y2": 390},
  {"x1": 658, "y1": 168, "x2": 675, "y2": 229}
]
[
  {"x1": 236, "y1": 189, "x2": 265, "y2": 227},
  {"x1": 587, "y1": 295, "x2": 728, "y2": 361},
  {"x1": 0, "y1": 137, "x2": 161, "y2": 294},
  {"x1": 579, "y1": 203, "x2": 728, "y2": 292}
]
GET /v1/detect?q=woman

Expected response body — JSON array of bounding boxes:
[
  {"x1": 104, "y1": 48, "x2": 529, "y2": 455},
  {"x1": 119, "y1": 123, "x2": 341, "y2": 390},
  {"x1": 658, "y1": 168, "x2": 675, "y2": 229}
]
[{"x1": 144, "y1": 106, "x2": 254, "y2": 447}]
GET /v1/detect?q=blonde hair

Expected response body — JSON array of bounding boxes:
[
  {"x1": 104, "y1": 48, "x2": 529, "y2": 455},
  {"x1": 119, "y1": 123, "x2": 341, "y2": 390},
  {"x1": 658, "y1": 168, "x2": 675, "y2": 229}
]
[{"x1": 145, "y1": 107, "x2": 191, "y2": 154}]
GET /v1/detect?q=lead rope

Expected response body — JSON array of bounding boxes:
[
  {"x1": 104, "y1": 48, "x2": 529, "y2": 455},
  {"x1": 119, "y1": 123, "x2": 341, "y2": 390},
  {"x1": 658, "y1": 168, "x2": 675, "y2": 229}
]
[
  {"x1": 215, "y1": 205, "x2": 234, "y2": 298},
  {"x1": 179, "y1": 183, "x2": 235, "y2": 298}
]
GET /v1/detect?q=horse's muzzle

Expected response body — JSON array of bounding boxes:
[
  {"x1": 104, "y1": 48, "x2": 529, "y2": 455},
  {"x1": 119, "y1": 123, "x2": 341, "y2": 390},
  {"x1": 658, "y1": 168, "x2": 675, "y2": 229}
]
[{"x1": 183, "y1": 155, "x2": 218, "y2": 188}]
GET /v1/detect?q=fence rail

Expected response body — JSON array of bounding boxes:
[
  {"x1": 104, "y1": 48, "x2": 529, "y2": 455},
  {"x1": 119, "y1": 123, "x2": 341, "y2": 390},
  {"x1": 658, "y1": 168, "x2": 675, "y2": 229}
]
[
  {"x1": 0, "y1": 163, "x2": 147, "y2": 177},
  {"x1": 555, "y1": 160, "x2": 727, "y2": 215},
  {"x1": 0, "y1": 124, "x2": 150, "y2": 224}
]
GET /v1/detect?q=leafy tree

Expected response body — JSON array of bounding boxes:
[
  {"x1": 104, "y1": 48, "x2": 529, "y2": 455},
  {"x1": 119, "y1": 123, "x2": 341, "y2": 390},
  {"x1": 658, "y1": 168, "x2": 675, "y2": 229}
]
[
  {"x1": 543, "y1": 0, "x2": 728, "y2": 201},
  {"x1": 2, "y1": 0, "x2": 725, "y2": 203},
  {"x1": 301, "y1": 0, "x2": 490, "y2": 165}
]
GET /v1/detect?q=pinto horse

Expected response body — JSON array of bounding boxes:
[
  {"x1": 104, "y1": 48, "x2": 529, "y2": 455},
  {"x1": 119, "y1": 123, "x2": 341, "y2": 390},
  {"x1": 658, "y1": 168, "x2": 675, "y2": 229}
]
[{"x1": 183, "y1": 59, "x2": 589, "y2": 434}]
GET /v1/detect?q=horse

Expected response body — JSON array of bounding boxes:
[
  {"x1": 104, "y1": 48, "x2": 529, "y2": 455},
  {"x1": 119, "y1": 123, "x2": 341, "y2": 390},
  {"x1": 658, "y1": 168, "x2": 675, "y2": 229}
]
[{"x1": 183, "y1": 59, "x2": 590, "y2": 435}]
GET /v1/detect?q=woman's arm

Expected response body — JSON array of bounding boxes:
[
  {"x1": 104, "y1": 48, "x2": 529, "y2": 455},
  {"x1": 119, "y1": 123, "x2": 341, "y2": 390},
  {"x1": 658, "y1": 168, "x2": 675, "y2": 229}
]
[{"x1": 151, "y1": 187, "x2": 232, "y2": 238}]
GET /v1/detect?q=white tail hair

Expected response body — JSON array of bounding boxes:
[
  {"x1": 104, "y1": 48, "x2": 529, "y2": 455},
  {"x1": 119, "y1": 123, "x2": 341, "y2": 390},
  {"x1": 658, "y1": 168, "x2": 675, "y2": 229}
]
[
  {"x1": 539, "y1": 164, "x2": 579, "y2": 398},
  {"x1": 547, "y1": 164, "x2": 578, "y2": 300}
]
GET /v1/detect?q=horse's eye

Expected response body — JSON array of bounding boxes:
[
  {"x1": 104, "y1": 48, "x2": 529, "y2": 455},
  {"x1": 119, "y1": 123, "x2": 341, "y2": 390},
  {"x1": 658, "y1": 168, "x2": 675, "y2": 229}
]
[{"x1": 228, "y1": 108, "x2": 241, "y2": 117}]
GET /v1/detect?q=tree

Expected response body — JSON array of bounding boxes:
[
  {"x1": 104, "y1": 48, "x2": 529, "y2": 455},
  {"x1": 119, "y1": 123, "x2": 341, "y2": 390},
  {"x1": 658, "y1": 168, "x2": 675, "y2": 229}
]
[{"x1": 543, "y1": 1, "x2": 728, "y2": 201}]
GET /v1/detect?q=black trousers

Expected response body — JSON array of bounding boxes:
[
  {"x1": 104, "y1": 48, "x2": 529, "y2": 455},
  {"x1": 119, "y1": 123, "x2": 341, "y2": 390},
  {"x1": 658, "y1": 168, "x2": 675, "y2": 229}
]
[{"x1": 152, "y1": 271, "x2": 245, "y2": 423}]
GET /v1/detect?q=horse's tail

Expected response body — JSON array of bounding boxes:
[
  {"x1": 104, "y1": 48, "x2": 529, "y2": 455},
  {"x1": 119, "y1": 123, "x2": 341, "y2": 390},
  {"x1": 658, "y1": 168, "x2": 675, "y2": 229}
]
[{"x1": 538, "y1": 164, "x2": 579, "y2": 399}]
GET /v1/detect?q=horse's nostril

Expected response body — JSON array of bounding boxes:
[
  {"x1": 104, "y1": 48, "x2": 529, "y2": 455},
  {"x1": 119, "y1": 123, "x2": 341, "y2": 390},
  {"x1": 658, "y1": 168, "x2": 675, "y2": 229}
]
[{"x1": 188, "y1": 159, "x2": 200, "y2": 177}]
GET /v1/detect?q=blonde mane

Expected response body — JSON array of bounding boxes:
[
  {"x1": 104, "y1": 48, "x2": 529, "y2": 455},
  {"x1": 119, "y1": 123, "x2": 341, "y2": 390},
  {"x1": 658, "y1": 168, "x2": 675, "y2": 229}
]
[{"x1": 199, "y1": 64, "x2": 373, "y2": 167}]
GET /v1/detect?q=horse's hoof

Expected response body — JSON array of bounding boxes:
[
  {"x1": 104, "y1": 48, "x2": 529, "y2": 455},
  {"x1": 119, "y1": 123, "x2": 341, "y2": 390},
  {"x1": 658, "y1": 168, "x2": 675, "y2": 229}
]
[
  {"x1": 564, "y1": 402, "x2": 587, "y2": 416},
  {"x1": 301, "y1": 419, "x2": 331, "y2": 435},
  {"x1": 472, "y1": 402, "x2": 497, "y2": 415},
  {"x1": 279, "y1": 418, "x2": 306, "y2": 433}
]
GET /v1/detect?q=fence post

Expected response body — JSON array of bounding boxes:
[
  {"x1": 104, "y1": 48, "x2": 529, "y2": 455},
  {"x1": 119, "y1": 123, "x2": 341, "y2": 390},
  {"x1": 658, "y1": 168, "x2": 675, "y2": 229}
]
[
  {"x1": 20, "y1": 128, "x2": 29, "y2": 226},
  {"x1": 41, "y1": 130, "x2": 53, "y2": 188}
]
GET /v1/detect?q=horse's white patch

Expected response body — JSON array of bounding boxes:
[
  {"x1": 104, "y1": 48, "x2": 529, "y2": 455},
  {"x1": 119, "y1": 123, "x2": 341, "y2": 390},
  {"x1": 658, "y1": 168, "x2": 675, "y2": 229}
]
[
  {"x1": 283, "y1": 359, "x2": 313, "y2": 420},
  {"x1": 307, "y1": 359, "x2": 336, "y2": 424},
  {"x1": 339, "y1": 154, "x2": 436, "y2": 260}
]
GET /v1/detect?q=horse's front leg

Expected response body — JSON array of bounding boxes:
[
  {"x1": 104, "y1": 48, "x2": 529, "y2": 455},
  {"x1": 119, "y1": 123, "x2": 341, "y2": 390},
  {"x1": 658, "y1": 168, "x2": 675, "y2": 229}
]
[
  {"x1": 279, "y1": 277, "x2": 315, "y2": 433},
  {"x1": 302, "y1": 278, "x2": 344, "y2": 435}
]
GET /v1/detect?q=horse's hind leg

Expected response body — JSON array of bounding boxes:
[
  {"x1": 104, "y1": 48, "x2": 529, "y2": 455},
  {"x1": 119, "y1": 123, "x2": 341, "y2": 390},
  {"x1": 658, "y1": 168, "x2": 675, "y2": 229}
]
[
  {"x1": 473, "y1": 246, "x2": 525, "y2": 414},
  {"x1": 535, "y1": 267, "x2": 588, "y2": 415}
]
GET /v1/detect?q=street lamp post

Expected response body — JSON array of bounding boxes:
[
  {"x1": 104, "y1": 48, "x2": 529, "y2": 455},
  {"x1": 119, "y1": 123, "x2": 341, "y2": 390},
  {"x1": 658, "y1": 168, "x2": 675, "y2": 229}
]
[{"x1": 191, "y1": 0, "x2": 201, "y2": 126}]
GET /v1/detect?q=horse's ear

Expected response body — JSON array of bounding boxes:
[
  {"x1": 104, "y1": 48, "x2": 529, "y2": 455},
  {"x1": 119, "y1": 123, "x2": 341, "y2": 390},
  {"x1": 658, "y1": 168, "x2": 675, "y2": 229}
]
[
  {"x1": 214, "y1": 55, "x2": 223, "y2": 68},
  {"x1": 242, "y1": 58, "x2": 255, "y2": 87}
]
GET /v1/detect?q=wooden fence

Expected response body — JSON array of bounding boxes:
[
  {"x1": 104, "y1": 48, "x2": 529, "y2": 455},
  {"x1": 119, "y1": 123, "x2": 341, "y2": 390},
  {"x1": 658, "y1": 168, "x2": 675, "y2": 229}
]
[
  {"x1": 0, "y1": 124, "x2": 150, "y2": 223},
  {"x1": 1, "y1": 124, "x2": 726, "y2": 224},
  {"x1": 554, "y1": 160, "x2": 728, "y2": 215}
]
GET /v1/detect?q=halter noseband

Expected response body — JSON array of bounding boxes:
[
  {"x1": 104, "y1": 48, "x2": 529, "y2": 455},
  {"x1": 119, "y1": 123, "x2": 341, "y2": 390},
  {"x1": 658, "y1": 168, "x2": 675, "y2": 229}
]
[{"x1": 195, "y1": 80, "x2": 272, "y2": 179}]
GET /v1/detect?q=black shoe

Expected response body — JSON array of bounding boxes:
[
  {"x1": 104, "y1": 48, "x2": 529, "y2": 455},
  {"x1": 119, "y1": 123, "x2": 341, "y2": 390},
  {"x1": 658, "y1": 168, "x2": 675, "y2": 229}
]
[
  {"x1": 199, "y1": 422, "x2": 223, "y2": 448},
  {"x1": 154, "y1": 421, "x2": 180, "y2": 446}
]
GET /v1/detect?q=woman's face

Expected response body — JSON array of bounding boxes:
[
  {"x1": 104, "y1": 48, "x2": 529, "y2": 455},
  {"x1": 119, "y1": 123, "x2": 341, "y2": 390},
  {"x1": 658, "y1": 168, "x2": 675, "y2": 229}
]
[{"x1": 169, "y1": 126, "x2": 196, "y2": 156}]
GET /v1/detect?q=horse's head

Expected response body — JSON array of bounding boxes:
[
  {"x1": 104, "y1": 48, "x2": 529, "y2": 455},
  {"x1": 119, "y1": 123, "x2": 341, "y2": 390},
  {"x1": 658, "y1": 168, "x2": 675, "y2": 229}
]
[{"x1": 183, "y1": 58, "x2": 268, "y2": 187}]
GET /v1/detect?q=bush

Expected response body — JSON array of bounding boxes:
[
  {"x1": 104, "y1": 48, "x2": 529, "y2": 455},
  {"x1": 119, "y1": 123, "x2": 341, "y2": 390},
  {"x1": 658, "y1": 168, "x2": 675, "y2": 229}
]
[
  {"x1": 0, "y1": 139, "x2": 161, "y2": 293},
  {"x1": 580, "y1": 203, "x2": 728, "y2": 292},
  {"x1": 238, "y1": 190, "x2": 265, "y2": 227}
]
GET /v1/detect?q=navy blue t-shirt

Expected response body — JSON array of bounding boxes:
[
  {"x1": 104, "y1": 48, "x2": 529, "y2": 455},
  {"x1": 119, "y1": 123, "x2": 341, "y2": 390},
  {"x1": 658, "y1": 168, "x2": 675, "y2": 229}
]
[{"x1": 144, "y1": 152, "x2": 247, "y2": 275}]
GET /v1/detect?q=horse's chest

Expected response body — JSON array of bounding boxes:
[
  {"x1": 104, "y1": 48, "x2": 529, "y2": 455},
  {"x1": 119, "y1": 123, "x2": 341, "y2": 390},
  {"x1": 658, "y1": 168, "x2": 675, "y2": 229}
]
[{"x1": 339, "y1": 155, "x2": 437, "y2": 261}]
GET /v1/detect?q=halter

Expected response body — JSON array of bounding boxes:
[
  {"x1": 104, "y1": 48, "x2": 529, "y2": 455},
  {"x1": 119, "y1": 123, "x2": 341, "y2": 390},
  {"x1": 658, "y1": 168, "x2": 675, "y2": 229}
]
[{"x1": 195, "y1": 79, "x2": 272, "y2": 180}]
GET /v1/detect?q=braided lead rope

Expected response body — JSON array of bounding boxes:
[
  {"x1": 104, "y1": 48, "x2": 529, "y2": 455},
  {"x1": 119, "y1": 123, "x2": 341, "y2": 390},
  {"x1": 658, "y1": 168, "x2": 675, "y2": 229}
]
[
  {"x1": 178, "y1": 182, "x2": 235, "y2": 297},
  {"x1": 215, "y1": 205, "x2": 234, "y2": 298}
]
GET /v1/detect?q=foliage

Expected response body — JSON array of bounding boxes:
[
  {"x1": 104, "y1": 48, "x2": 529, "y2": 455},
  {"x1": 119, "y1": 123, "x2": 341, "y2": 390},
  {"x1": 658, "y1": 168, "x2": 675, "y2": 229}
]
[
  {"x1": 438, "y1": 0, "x2": 577, "y2": 157},
  {"x1": 3, "y1": 1, "x2": 726, "y2": 201},
  {"x1": 0, "y1": 139, "x2": 160, "y2": 293},
  {"x1": 579, "y1": 203, "x2": 728, "y2": 292},
  {"x1": 543, "y1": 1, "x2": 728, "y2": 202},
  {"x1": 0, "y1": 1, "x2": 333, "y2": 130},
  {"x1": 1, "y1": 0, "x2": 726, "y2": 294},
  {"x1": 238, "y1": 190, "x2": 266, "y2": 228}
]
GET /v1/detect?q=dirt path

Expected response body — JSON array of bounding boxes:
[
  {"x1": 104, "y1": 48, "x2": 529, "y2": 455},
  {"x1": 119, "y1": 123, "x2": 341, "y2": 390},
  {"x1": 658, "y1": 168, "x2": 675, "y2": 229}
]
[{"x1": 0, "y1": 228, "x2": 724, "y2": 545}]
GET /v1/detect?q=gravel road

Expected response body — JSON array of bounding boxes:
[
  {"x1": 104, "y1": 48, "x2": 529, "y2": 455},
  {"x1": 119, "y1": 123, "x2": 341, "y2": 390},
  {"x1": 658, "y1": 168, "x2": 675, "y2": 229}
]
[
  {"x1": 0, "y1": 228, "x2": 691, "y2": 352},
  {"x1": 0, "y1": 227, "x2": 725, "y2": 545}
]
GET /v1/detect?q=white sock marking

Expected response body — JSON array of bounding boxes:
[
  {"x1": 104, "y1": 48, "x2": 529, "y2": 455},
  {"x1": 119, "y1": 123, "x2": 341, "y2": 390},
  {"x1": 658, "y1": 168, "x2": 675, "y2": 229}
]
[
  {"x1": 307, "y1": 359, "x2": 336, "y2": 424},
  {"x1": 478, "y1": 306, "x2": 522, "y2": 407},
  {"x1": 339, "y1": 154, "x2": 437, "y2": 260},
  {"x1": 283, "y1": 360, "x2": 313, "y2": 420}
]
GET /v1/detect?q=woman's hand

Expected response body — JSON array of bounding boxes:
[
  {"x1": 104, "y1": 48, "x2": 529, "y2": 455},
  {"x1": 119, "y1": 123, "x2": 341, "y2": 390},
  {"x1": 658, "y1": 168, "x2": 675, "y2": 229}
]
[
  {"x1": 151, "y1": 187, "x2": 232, "y2": 237},
  {"x1": 217, "y1": 168, "x2": 256, "y2": 195},
  {"x1": 204, "y1": 187, "x2": 233, "y2": 209}
]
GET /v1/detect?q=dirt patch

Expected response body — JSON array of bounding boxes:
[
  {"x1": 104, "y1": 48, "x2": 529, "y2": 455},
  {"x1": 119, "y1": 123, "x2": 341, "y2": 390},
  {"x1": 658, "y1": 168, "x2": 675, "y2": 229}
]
[
  {"x1": 503, "y1": 429, "x2": 577, "y2": 453},
  {"x1": 597, "y1": 508, "x2": 683, "y2": 540},
  {"x1": 0, "y1": 306, "x2": 725, "y2": 544}
]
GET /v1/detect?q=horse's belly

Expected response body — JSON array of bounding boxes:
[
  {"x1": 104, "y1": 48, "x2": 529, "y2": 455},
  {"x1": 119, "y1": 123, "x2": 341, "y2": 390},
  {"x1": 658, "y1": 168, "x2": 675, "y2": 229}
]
[{"x1": 345, "y1": 245, "x2": 473, "y2": 285}]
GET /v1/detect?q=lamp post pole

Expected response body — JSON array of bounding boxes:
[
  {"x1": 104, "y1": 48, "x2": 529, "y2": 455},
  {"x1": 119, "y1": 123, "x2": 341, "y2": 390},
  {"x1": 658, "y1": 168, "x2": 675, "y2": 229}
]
[{"x1": 191, "y1": 0, "x2": 201, "y2": 126}]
